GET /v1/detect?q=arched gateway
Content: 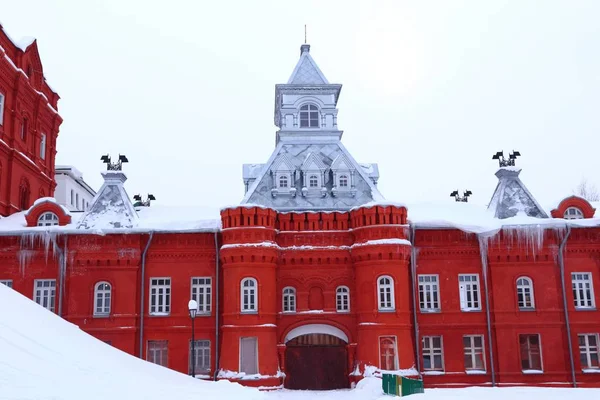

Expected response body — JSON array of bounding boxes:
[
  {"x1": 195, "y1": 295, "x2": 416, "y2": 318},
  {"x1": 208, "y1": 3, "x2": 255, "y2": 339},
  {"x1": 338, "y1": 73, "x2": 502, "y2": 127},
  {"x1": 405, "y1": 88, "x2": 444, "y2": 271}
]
[{"x1": 284, "y1": 324, "x2": 349, "y2": 390}]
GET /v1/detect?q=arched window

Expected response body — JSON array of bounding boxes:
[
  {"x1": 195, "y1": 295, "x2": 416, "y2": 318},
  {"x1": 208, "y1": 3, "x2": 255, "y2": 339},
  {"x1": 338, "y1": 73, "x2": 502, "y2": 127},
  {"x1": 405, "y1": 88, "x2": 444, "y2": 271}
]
[
  {"x1": 241, "y1": 278, "x2": 257, "y2": 313},
  {"x1": 378, "y1": 276, "x2": 395, "y2": 311},
  {"x1": 564, "y1": 207, "x2": 584, "y2": 220},
  {"x1": 299, "y1": 104, "x2": 319, "y2": 128},
  {"x1": 309, "y1": 175, "x2": 319, "y2": 188},
  {"x1": 94, "y1": 282, "x2": 111, "y2": 316},
  {"x1": 339, "y1": 175, "x2": 349, "y2": 188},
  {"x1": 516, "y1": 277, "x2": 535, "y2": 309},
  {"x1": 37, "y1": 212, "x2": 59, "y2": 227},
  {"x1": 380, "y1": 337, "x2": 398, "y2": 370},
  {"x1": 19, "y1": 178, "x2": 30, "y2": 210},
  {"x1": 336, "y1": 286, "x2": 350, "y2": 312},
  {"x1": 279, "y1": 175, "x2": 289, "y2": 188},
  {"x1": 282, "y1": 287, "x2": 296, "y2": 313}
]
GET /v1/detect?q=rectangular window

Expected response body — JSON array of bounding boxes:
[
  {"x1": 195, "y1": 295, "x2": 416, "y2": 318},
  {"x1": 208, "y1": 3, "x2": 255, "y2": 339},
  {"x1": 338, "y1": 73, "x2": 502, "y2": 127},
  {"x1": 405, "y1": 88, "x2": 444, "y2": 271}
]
[
  {"x1": 418, "y1": 275, "x2": 440, "y2": 312},
  {"x1": 76, "y1": 193, "x2": 79, "y2": 210},
  {"x1": 463, "y1": 335, "x2": 485, "y2": 371},
  {"x1": 240, "y1": 337, "x2": 258, "y2": 375},
  {"x1": 40, "y1": 133, "x2": 46, "y2": 160},
  {"x1": 422, "y1": 336, "x2": 444, "y2": 371},
  {"x1": 191, "y1": 277, "x2": 212, "y2": 314},
  {"x1": 459, "y1": 274, "x2": 481, "y2": 311},
  {"x1": 34, "y1": 279, "x2": 56, "y2": 312},
  {"x1": 189, "y1": 340, "x2": 211, "y2": 374},
  {"x1": 147, "y1": 340, "x2": 168, "y2": 367},
  {"x1": 379, "y1": 336, "x2": 398, "y2": 370},
  {"x1": 0, "y1": 93, "x2": 4, "y2": 125},
  {"x1": 0, "y1": 279, "x2": 12, "y2": 288},
  {"x1": 572, "y1": 273, "x2": 596, "y2": 309},
  {"x1": 150, "y1": 278, "x2": 171, "y2": 315},
  {"x1": 520, "y1": 334, "x2": 543, "y2": 371},
  {"x1": 579, "y1": 334, "x2": 599, "y2": 370}
]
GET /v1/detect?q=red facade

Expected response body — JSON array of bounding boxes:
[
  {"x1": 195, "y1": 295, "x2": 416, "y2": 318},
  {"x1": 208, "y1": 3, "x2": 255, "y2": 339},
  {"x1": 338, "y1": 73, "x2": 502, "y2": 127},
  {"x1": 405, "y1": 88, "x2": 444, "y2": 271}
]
[
  {"x1": 0, "y1": 25, "x2": 62, "y2": 216},
  {"x1": 1, "y1": 202, "x2": 599, "y2": 389}
]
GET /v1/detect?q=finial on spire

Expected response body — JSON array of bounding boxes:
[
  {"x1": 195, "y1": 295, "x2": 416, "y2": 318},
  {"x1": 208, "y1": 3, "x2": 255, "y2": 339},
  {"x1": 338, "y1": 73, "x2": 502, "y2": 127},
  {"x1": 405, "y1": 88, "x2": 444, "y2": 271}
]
[{"x1": 304, "y1": 24, "x2": 307, "y2": 44}]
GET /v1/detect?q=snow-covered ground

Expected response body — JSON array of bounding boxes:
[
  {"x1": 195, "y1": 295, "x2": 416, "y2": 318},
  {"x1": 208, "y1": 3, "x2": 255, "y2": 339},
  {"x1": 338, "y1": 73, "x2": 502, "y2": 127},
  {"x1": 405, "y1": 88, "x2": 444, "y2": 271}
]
[{"x1": 1, "y1": 283, "x2": 598, "y2": 400}]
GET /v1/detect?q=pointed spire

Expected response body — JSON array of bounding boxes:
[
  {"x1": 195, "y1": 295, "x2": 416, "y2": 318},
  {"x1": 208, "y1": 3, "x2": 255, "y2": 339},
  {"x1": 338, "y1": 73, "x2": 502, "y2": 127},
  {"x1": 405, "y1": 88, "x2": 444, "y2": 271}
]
[
  {"x1": 488, "y1": 167, "x2": 548, "y2": 219},
  {"x1": 287, "y1": 44, "x2": 329, "y2": 85}
]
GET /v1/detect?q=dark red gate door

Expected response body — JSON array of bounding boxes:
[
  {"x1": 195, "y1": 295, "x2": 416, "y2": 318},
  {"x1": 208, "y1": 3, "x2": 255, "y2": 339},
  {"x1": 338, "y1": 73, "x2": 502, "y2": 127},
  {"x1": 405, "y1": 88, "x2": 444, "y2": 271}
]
[{"x1": 285, "y1": 334, "x2": 348, "y2": 390}]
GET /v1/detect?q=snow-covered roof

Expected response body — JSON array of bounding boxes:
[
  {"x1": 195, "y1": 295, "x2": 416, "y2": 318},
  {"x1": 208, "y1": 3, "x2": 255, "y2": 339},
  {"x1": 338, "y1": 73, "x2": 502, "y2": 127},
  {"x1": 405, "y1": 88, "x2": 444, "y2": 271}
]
[{"x1": 487, "y1": 167, "x2": 548, "y2": 219}]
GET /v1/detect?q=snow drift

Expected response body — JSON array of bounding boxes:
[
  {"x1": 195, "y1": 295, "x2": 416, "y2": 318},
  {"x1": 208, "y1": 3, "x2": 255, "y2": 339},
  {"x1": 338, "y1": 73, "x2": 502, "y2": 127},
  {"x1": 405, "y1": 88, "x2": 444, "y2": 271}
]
[{"x1": 0, "y1": 283, "x2": 263, "y2": 400}]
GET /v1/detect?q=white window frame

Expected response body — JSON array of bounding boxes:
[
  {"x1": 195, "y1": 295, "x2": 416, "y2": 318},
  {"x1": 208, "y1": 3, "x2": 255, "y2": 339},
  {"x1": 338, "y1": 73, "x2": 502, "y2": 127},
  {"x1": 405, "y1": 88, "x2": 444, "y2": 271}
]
[
  {"x1": 241, "y1": 278, "x2": 258, "y2": 313},
  {"x1": 94, "y1": 281, "x2": 111, "y2": 316},
  {"x1": 34, "y1": 279, "x2": 56, "y2": 312},
  {"x1": 308, "y1": 174, "x2": 319, "y2": 188},
  {"x1": 149, "y1": 277, "x2": 171, "y2": 315},
  {"x1": 339, "y1": 174, "x2": 349, "y2": 188},
  {"x1": 422, "y1": 336, "x2": 444, "y2": 371},
  {"x1": 0, "y1": 279, "x2": 13, "y2": 288},
  {"x1": 520, "y1": 334, "x2": 543, "y2": 372},
  {"x1": 189, "y1": 339, "x2": 211, "y2": 374},
  {"x1": 418, "y1": 274, "x2": 440, "y2": 312},
  {"x1": 191, "y1": 277, "x2": 212, "y2": 315},
  {"x1": 463, "y1": 335, "x2": 486, "y2": 371},
  {"x1": 516, "y1": 276, "x2": 535, "y2": 309},
  {"x1": 336, "y1": 286, "x2": 350, "y2": 312},
  {"x1": 279, "y1": 175, "x2": 289, "y2": 188},
  {"x1": 572, "y1": 273, "x2": 596, "y2": 309},
  {"x1": 282, "y1": 286, "x2": 296, "y2": 313},
  {"x1": 37, "y1": 212, "x2": 59, "y2": 227},
  {"x1": 377, "y1": 275, "x2": 395, "y2": 311},
  {"x1": 459, "y1": 274, "x2": 481, "y2": 311},
  {"x1": 299, "y1": 103, "x2": 319, "y2": 128},
  {"x1": 40, "y1": 133, "x2": 46, "y2": 160},
  {"x1": 578, "y1": 333, "x2": 599, "y2": 370},
  {"x1": 564, "y1": 207, "x2": 584, "y2": 220},
  {"x1": 379, "y1": 336, "x2": 399, "y2": 370},
  {"x1": 147, "y1": 340, "x2": 168, "y2": 367},
  {"x1": 0, "y1": 93, "x2": 4, "y2": 125}
]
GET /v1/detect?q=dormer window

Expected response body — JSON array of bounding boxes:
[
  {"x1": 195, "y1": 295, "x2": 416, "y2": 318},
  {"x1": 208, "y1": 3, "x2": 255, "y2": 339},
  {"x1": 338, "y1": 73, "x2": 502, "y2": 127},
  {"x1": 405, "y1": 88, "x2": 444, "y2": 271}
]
[
  {"x1": 339, "y1": 175, "x2": 349, "y2": 188},
  {"x1": 299, "y1": 104, "x2": 319, "y2": 128},
  {"x1": 37, "y1": 212, "x2": 59, "y2": 227},
  {"x1": 564, "y1": 207, "x2": 584, "y2": 220},
  {"x1": 279, "y1": 175, "x2": 289, "y2": 188},
  {"x1": 309, "y1": 175, "x2": 319, "y2": 188}
]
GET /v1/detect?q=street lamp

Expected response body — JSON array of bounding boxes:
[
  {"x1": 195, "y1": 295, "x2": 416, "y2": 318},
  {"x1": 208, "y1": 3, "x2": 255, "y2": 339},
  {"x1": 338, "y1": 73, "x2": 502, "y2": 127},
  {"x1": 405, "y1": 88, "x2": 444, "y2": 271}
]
[{"x1": 188, "y1": 299, "x2": 198, "y2": 378}]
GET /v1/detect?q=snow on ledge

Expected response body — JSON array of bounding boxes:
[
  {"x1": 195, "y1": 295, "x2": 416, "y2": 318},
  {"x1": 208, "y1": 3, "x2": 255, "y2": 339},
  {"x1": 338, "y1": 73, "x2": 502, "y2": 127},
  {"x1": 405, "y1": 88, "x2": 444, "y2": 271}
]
[
  {"x1": 362, "y1": 365, "x2": 419, "y2": 378},
  {"x1": 217, "y1": 369, "x2": 285, "y2": 380},
  {"x1": 351, "y1": 201, "x2": 408, "y2": 211},
  {"x1": 522, "y1": 369, "x2": 544, "y2": 374},
  {"x1": 465, "y1": 370, "x2": 487, "y2": 375},
  {"x1": 351, "y1": 238, "x2": 411, "y2": 248},
  {"x1": 582, "y1": 368, "x2": 600, "y2": 373},
  {"x1": 422, "y1": 370, "x2": 446, "y2": 375}
]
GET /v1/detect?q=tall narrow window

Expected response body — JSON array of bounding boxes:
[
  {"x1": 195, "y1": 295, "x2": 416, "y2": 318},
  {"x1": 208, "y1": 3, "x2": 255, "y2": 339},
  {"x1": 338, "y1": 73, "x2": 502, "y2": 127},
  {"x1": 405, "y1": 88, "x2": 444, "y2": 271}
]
[
  {"x1": 149, "y1": 278, "x2": 171, "y2": 315},
  {"x1": 0, "y1": 93, "x2": 5, "y2": 125},
  {"x1": 70, "y1": 190, "x2": 74, "y2": 206},
  {"x1": 0, "y1": 280, "x2": 13, "y2": 288},
  {"x1": 191, "y1": 277, "x2": 212, "y2": 314},
  {"x1": 21, "y1": 118, "x2": 28, "y2": 142},
  {"x1": 418, "y1": 275, "x2": 440, "y2": 312},
  {"x1": 520, "y1": 334, "x2": 543, "y2": 371},
  {"x1": 572, "y1": 273, "x2": 595, "y2": 309},
  {"x1": 339, "y1": 175, "x2": 349, "y2": 188},
  {"x1": 463, "y1": 335, "x2": 485, "y2": 371},
  {"x1": 37, "y1": 212, "x2": 59, "y2": 227},
  {"x1": 336, "y1": 286, "x2": 350, "y2": 312},
  {"x1": 34, "y1": 279, "x2": 56, "y2": 312},
  {"x1": 240, "y1": 337, "x2": 258, "y2": 374},
  {"x1": 190, "y1": 340, "x2": 211, "y2": 374},
  {"x1": 578, "y1": 334, "x2": 599, "y2": 370},
  {"x1": 76, "y1": 193, "x2": 80, "y2": 210},
  {"x1": 94, "y1": 282, "x2": 111, "y2": 316},
  {"x1": 147, "y1": 340, "x2": 168, "y2": 367},
  {"x1": 459, "y1": 274, "x2": 481, "y2": 311},
  {"x1": 309, "y1": 175, "x2": 319, "y2": 188},
  {"x1": 378, "y1": 276, "x2": 395, "y2": 311},
  {"x1": 282, "y1": 287, "x2": 296, "y2": 313},
  {"x1": 516, "y1": 277, "x2": 535, "y2": 309},
  {"x1": 299, "y1": 104, "x2": 319, "y2": 128},
  {"x1": 380, "y1": 337, "x2": 398, "y2": 370},
  {"x1": 40, "y1": 133, "x2": 46, "y2": 160},
  {"x1": 19, "y1": 178, "x2": 30, "y2": 210},
  {"x1": 422, "y1": 336, "x2": 444, "y2": 371},
  {"x1": 241, "y1": 278, "x2": 257, "y2": 313}
]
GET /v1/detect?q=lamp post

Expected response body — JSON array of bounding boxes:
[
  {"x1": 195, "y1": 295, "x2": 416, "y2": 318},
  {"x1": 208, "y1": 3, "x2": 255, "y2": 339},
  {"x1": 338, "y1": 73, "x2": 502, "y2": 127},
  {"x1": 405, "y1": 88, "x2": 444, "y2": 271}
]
[{"x1": 188, "y1": 299, "x2": 198, "y2": 378}]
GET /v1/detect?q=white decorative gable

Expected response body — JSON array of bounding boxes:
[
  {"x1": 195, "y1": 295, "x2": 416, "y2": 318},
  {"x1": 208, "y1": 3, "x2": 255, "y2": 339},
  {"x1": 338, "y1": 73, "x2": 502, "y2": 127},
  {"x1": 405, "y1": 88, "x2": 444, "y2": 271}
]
[{"x1": 300, "y1": 153, "x2": 327, "y2": 197}]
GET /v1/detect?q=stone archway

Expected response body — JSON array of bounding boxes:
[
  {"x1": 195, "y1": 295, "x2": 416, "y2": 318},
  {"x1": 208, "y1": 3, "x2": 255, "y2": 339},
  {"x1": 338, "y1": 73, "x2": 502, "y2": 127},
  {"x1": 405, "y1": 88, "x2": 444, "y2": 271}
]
[{"x1": 284, "y1": 324, "x2": 349, "y2": 390}]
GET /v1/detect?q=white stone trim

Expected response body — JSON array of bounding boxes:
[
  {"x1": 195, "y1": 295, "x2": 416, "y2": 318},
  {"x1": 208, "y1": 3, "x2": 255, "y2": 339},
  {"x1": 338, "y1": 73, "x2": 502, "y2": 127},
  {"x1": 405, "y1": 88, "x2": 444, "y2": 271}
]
[{"x1": 284, "y1": 323, "x2": 348, "y2": 343}]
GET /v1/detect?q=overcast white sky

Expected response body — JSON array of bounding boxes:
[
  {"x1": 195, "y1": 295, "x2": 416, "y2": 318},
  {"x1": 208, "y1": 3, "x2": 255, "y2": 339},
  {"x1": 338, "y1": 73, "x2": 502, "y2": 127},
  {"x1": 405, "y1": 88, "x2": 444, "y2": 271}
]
[{"x1": 2, "y1": 0, "x2": 599, "y2": 209}]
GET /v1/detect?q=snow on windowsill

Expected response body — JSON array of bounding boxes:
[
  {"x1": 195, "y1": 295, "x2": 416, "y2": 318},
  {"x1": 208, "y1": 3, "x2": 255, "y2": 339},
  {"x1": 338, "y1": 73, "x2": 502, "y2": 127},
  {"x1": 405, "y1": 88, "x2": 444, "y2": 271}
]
[
  {"x1": 582, "y1": 368, "x2": 600, "y2": 373},
  {"x1": 422, "y1": 370, "x2": 445, "y2": 375},
  {"x1": 465, "y1": 370, "x2": 487, "y2": 375},
  {"x1": 522, "y1": 369, "x2": 544, "y2": 374},
  {"x1": 149, "y1": 312, "x2": 170, "y2": 317}
]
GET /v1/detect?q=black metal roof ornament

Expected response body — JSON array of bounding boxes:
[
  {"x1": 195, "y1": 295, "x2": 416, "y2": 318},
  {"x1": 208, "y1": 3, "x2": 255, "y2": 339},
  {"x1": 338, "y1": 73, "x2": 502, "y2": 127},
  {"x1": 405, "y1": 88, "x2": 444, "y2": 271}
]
[
  {"x1": 450, "y1": 190, "x2": 472, "y2": 203},
  {"x1": 133, "y1": 194, "x2": 156, "y2": 207},
  {"x1": 492, "y1": 150, "x2": 520, "y2": 167},
  {"x1": 100, "y1": 154, "x2": 129, "y2": 171}
]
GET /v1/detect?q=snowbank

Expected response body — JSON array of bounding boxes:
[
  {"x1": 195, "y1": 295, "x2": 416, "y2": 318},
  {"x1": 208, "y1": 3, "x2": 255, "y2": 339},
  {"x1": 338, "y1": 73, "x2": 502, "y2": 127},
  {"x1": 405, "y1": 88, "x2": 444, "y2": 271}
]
[{"x1": 0, "y1": 284, "x2": 263, "y2": 400}]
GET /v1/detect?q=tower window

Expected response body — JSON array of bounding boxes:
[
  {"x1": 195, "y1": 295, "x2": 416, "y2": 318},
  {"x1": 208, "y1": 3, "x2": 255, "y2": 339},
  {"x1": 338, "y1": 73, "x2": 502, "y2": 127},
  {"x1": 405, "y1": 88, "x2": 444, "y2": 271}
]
[
  {"x1": 299, "y1": 104, "x2": 319, "y2": 128},
  {"x1": 279, "y1": 175, "x2": 289, "y2": 188},
  {"x1": 309, "y1": 175, "x2": 319, "y2": 188},
  {"x1": 339, "y1": 175, "x2": 349, "y2": 188},
  {"x1": 40, "y1": 133, "x2": 46, "y2": 160}
]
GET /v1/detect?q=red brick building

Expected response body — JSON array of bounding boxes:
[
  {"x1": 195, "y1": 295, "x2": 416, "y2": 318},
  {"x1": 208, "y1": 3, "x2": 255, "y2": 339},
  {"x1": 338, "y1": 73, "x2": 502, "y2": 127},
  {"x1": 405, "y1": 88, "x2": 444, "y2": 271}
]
[
  {"x1": 0, "y1": 24, "x2": 62, "y2": 216},
  {"x1": 0, "y1": 42, "x2": 598, "y2": 390}
]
